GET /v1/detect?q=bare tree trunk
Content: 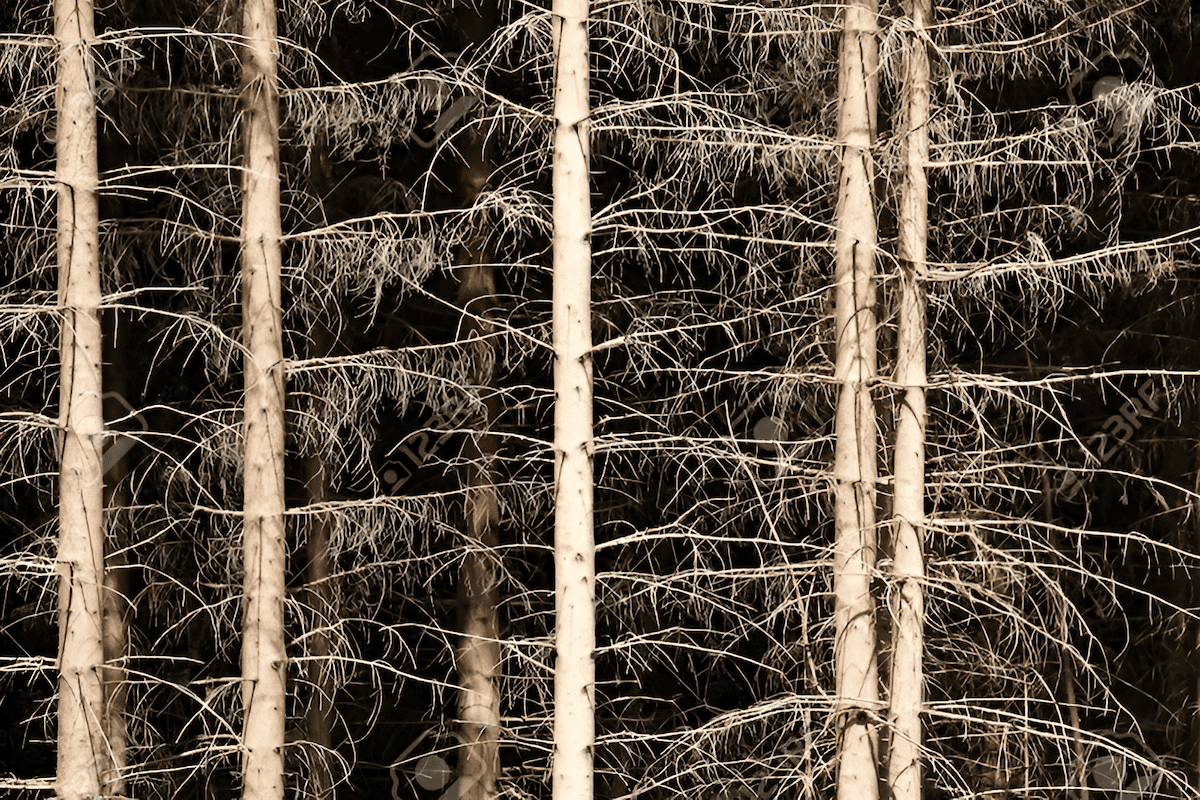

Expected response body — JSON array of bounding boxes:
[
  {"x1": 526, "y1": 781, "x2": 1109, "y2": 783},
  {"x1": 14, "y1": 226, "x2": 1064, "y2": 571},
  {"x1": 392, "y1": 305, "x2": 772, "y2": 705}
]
[
  {"x1": 1193, "y1": 451, "x2": 1200, "y2": 790},
  {"x1": 239, "y1": 0, "x2": 287, "y2": 795},
  {"x1": 456, "y1": 131, "x2": 502, "y2": 800},
  {"x1": 886, "y1": 2, "x2": 930, "y2": 798},
  {"x1": 451, "y1": 0, "x2": 503, "y2": 776},
  {"x1": 832, "y1": 2, "x2": 880, "y2": 799},
  {"x1": 101, "y1": 484, "x2": 129, "y2": 799},
  {"x1": 102, "y1": 332, "x2": 132, "y2": 798},
  {"x1": 304, "y1": 422, "x2": 335, "y2": 800},
  {"x1": 457, "y1": 263, "x2": 502, "y2": 800},
  {"x1": 304, "y1": 132, "x2": 337, "y2": 800},
  {"x1": 55, "y1": 0, "x2": 108, "y2": 796},
  {"x1": 551, "y1": 0, "x2": 595, "y2": 795},
  {"x1": 457, "y1": 504, "x2": 501, "y2": 800}
]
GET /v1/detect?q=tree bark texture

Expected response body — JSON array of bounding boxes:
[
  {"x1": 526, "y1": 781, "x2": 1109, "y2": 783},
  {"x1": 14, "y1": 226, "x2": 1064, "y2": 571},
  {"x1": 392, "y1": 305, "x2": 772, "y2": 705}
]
[
  {"x1": 551, "y1": 0, "x2": 595, "y2": 795},
  {"x1": 832, "y1": 2, "x2": 881, "y2": 799},
  {"x1": 55, "y1": 0, "x2": 108, "y2": 796},
  {"x1": 239, "y1": 0, "x2": 287, "y2": 796},
  {"x1": 887, "y1": 1, "x2": 930, "y2": 799}
]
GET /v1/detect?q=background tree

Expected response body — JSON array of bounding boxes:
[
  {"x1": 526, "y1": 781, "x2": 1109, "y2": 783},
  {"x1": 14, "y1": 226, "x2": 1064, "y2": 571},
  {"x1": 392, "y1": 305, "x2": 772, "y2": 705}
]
[
  {"x1": 278, "y1": 1, "x2": 554, "y2": 795},
  {"x1": 301, "y1": 128, "x2": 337, "y2": 800},
  {"x1": 450, "y1": 6, "x2": 505, "y2": 798},
  {"x1": 101, "y1": 327, "x2": 134, "y2": 799}
]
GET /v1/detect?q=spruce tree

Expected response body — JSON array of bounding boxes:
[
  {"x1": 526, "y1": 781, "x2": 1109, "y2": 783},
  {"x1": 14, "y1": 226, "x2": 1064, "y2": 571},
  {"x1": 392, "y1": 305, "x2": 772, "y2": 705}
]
[{"x1": 54, "y1": 0, "x2": 108, "y2": 794}]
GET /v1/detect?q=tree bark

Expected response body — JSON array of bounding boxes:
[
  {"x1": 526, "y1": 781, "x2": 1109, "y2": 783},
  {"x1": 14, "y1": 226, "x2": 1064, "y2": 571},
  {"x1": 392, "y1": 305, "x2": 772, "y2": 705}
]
[
  {"x1": 55, "y1": 0, "x2": 108, "y2": 796},
  {"x1": 832, "y1": 2, "x2": 880, "y2": 799},
  {"x1": 239, "y1": 0, "x2": 287, "y2": 795},
  {"x1": 551, "y1": 0, "x2": 595, "y2": 795},
  {"x1": 886, "y1": 2, "x2": 930, "y2": 799}
]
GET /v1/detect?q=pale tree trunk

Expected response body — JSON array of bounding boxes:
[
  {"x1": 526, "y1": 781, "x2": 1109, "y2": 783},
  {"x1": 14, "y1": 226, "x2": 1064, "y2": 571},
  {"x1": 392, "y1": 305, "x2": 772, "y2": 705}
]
[
  {"x1": 55, "y1": 0, "x2": 108, "y2": 797},
  {"x1": 551, "y1": 0, "x2": 595, "y2": 795},
  {"x1": 456, "y1": 132, "x2": 502, "y2": 800},
  {"x1": 239, "y1": 0, "x2": 287, "y2": 795},
  {"x1": 832, "y1": 2, "x2": 880, "y2": 799},
  {"x1": 886, "y1": 1, "x2": 930, "y2": 799}
]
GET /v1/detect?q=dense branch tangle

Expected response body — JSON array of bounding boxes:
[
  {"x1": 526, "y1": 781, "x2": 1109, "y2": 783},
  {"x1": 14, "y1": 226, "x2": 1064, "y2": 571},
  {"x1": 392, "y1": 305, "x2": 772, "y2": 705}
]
[{"x1": 1, "y1": 1, "x2": 1198, "y2": 799}]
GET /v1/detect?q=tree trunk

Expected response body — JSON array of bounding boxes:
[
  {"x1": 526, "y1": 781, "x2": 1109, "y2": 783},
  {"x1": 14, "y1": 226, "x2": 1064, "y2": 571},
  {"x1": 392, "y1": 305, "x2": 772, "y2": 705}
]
[
  {"x1": 305, "y1": 132, "x2": 337, "y2": 800},
  {"x1": 304, "y1": 424, "x2": 335, "y2": 800},
  {"x1": 102, "y1": 329, "x2": 132, "y2": 799},
  {"x1": 551, "y1": 0, "x2": 595, "y2": 796},
  {"x1": 886, "y1": 2, "x2": 930, "y2": 799},
  {"x1": 832, "y1": 2, "x2": 880, "y2": 799},
  {"x1": 451, "y1": 0, "x2": 503, "y2": 780},
  {"x1": 456, "y1": 131, "x2": 503, "y2": 800},
  {"x1": 239, "y1": 0, "x2": 287, "y2": 795},
  {"x1": 1193, "y1": 451, "x2": 1200, "y2": 790},
  {"x1": 55, "y1": 0, "x2": 108, "y2": 796},
  {"x1": 456, "y1": 270, "x2": 502, "y2": 800}
]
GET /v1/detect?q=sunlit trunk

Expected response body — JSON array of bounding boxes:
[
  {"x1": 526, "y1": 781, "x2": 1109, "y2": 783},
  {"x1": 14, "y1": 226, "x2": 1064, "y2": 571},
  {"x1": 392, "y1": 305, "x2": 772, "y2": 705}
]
[
  {"x1": 239, "y1": 0, "x2": 287, "y2": 795},
  {"x1": 55, "y1": 0, "x2": 108, "y2": 796},
  {"x1": 551, "y1": 0, "x2": 595, "y2": 795},
  {"x1": 886, "y1": 2, "x2": 930, "y2": 798},
  {"x1": 832, "y1": 2, "x2": 880, "y2": 799}
]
